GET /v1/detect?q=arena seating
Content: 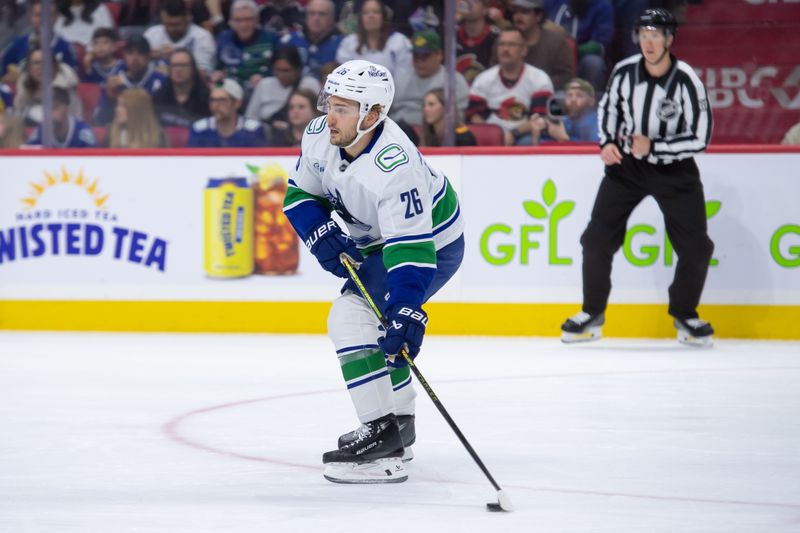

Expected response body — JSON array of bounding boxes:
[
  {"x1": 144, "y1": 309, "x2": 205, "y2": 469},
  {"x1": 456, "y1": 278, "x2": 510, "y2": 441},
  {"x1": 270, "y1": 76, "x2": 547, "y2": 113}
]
[{"x1": 674, "y1": 2, "x2": 800, "y2": 143}]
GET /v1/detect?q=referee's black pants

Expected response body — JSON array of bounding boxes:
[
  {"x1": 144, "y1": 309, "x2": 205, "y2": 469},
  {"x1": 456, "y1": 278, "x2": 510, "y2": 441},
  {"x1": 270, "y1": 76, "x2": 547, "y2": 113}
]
[{"x1": 580, "y1": 155, "x2": 714, "y2": 320}]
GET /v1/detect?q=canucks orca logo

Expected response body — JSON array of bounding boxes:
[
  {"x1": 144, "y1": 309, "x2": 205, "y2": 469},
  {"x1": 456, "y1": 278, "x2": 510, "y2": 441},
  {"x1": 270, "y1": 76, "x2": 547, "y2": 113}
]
[
  {"x1": 329, "y1": 189, "x2": 371, "y2": 232},
  {"x1": 656, "y1": 98, "x2": 680, "y2": 121}
]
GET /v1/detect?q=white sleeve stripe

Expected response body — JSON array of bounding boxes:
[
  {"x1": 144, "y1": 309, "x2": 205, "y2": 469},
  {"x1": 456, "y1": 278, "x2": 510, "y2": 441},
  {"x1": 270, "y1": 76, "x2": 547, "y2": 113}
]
[
  {"x1": 283, "y1": 198, "x2": 318, "y2": 212},
  {"x1": 387, "y1": 262, "x2": 437, "y2": 272},
  {"x1": 384, "y1": 238, "x2": 433, "y2": 247}
]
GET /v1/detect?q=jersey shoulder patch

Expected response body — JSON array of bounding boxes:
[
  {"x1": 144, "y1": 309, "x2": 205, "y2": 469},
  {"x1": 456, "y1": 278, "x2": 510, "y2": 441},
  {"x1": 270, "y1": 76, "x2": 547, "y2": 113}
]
[
  {"x1": 243, "y1": 119, "x2": 262, "y2": 132},
  {"x1": 305, "y1": 116, "x2": 326, "y2": 135},
  {"x1": 374, "y1": 143, "x2": 409, "y2": 173}
]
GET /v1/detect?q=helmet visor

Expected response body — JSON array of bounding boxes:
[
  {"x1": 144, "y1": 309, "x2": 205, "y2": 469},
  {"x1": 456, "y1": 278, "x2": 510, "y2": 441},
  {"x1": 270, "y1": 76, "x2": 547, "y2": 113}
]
[{"x1": 317, "y1": 89, "x2": 360, "y2": 117}]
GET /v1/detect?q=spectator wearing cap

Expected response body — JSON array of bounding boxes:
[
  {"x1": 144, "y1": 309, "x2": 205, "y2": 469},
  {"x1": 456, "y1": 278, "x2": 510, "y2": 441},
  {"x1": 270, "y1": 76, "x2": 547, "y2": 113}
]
[
  {"x1": 512, "y1": 0, "x2": 575, "y2": 91},
  {"x1": 152, "y1": 48, "x2": 211, "y2": 129},
  {"x1": 144, "y1": 0, "x2": 217, "y2": 76},
  {"x1": 335, "y1": 0, "x2": 412, "y2": 77},
  {"x1": 467, "y1": 27, "x2": 553, "y2": 144},
  {"x1": 516, "y1": 76, "x2": 598, "y2": 144},
  {"x1": 93, "y1": 34, "x2": 167, "y2": 125},
  {"x1": 188, "y1": 78, "x2": 268, "y2": 147},
  {"x1": 26, "y1": 86, "x2": 96, "y2": 148},
  {"x1": 455, "y1": 0, "x2": 500, "y2": 85},
  {"x1": 1, "y1": 0, "x2": 77, "y2": 84},
  {"x1": 546, "y1": 0, "x2": 614, "y2": 93},
  {"x1": 213, "y1": 0, "x2": 281, "y2": 92},
  {"x1": 391, "y1": 29, "x2": 470, "y2": 127},
  {"x1": 280, "y1": 0, "x2": 341, "y2": 80},
  {"x1": 245, "y1": 45, "x2": 320, "y2": 134}
]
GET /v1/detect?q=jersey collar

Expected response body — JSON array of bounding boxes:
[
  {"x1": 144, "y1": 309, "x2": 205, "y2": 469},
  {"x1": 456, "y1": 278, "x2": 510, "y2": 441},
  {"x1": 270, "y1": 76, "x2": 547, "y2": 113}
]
[{"x1": 338, "y1": 121, "x2": 385, "y2": 163}]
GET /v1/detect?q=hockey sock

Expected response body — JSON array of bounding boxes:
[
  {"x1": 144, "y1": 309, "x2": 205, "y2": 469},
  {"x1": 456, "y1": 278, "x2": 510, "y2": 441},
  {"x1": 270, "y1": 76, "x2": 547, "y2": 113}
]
[
  {"x1": 389, "y1": 364, "x2": 416, "y2": 416},
  {"x1": 338, "y1": 348, "x2": 395, "y2": 423}
]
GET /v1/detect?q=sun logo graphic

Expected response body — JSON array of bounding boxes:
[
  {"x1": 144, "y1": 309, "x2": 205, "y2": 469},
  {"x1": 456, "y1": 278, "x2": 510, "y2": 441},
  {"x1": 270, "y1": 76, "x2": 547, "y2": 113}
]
[
  {"x1": 21, "y1": 167, "x2": 109, "y2": 211},
  {"x1": 1, "y1": 167, "x2": 168, "y2": 272}
]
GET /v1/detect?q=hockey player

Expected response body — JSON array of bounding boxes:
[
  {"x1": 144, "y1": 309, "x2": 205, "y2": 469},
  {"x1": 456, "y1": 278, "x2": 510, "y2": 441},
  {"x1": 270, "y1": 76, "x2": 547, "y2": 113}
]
[
  {"x1": 282, "y1": 60, "x2": 464, "y2": 483},
  {"x1": 561, "y1": 8, "x2": 715, "y2": 347}
]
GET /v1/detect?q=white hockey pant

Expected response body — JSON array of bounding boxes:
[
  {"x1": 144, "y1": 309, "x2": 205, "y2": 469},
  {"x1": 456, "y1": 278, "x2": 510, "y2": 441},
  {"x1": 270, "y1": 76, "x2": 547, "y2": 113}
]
[{"x1": 328, "y1": 292, "x2": 416, "y2": 423}]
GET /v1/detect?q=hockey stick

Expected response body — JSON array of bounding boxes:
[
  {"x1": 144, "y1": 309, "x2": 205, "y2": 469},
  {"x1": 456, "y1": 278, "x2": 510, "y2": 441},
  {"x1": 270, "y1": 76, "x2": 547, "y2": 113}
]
[{"x1": 339, "y1": 253, "x2": 513, "y2": 512}]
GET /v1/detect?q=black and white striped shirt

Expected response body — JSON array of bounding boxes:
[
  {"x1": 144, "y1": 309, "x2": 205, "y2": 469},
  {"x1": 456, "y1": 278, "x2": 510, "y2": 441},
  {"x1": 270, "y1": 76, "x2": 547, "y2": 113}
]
[{"x1": 598, "y1": 54, "x2": 713, "y2": 165}]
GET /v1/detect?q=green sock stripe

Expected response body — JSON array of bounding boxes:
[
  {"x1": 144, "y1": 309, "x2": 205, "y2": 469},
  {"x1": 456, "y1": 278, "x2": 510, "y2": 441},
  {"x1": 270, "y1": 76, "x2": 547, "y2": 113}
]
[
  {"x1": 389, "y1": 364, "x2": 410, "y2": 386},
  {"x1": 339, "y1": 349, "x2": 386, "y2": 382}
]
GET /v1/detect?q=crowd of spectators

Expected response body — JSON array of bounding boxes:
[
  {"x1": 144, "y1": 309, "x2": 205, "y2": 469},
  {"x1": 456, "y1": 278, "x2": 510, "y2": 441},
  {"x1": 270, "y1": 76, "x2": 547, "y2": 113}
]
[{"x1": 0, "y1": 0, "x2": 700, "y2": 149}]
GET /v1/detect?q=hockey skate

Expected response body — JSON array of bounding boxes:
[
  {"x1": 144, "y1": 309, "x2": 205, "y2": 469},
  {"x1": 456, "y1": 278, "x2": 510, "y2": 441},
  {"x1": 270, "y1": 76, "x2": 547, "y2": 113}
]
[
  {"x1": 338, "y1": 414, "x2": 416, "y2": 462},
  {"x1": 674, "y1": 317, "x2": 714, "y2": 348},
  {"x1": 561, "y1": 311, "x2": 604, "y2": 343},
  {"x1": 323, "y1": 413, "x2": 407, "y2": 484}
]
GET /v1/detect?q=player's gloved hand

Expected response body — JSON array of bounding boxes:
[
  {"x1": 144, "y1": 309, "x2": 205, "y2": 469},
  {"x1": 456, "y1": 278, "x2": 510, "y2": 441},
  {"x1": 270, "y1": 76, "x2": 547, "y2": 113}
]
[
  {"x1": 304, "y1": 219, "x2": 363, "y2": 278},
  {"x1": 379, "y1": 305, "x2": 428, "y2": 368}
]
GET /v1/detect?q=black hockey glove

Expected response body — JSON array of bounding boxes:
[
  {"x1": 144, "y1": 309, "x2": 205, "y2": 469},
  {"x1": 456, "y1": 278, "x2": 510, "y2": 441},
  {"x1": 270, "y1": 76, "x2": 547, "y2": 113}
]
[
  {"x1": 379, "y1": 305, "x2": 428, "y2": 368},
  {"x1": 304, "y1": 219, "x2": 363, "y2": 278}
]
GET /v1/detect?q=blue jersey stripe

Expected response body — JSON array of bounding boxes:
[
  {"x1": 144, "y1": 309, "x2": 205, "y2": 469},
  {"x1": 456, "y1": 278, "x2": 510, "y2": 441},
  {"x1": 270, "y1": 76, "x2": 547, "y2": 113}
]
[
  {"x1": 392, "y1": 375, "x2": 413, "y2": 391},
  {"x1": 433, "y1": 205, "x2": 461, "y2": 236},
  {"x1": 432, "y1": 179, "x2": 448, "y2": 205},
  {"x1": 385, "y1": 233, "x2": 434, "y2": 245},
  {"x1": 336, "y1": 344, "x2": 380, "y2": 355},
  {"x1": 346, "y1": 369, "x2": 390, "y2": 389}
]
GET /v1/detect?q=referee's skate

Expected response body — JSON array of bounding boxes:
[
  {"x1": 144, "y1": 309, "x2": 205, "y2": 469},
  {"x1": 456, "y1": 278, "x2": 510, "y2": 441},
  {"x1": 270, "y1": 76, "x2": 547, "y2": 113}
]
[{"x1": 561, "y1": 311, "x2": 604, "y2": 343}]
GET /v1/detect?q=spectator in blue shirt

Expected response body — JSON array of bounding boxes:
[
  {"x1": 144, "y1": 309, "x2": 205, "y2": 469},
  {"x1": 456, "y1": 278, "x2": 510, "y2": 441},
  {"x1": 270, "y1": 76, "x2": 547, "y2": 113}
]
[
  {"x1": 26, "y1": 86, "x2": 96, "y2": 147},
  {"x1": 1, "y1": 0, "x2": 77, "y2": 83},
  {"x1": 188, "y1": 78, "x2": 267, "y2": 147},
  {"x1": 81, "y1": 27, "x2": 123, "y2": 83},
  {"x1": 280, "y1": 0, "x2": 341, "y2": 80},
  {"x1": 94, "y1": 34, "x2": 167, "y2": 125},
  {"x1": 526, "y1": 77, "x2": 599, "y2": 144},
  {"x1": 213, "y1": 0, "x2": 281, "y2": 92},
  {"x1": 546, "y1": 0, "x2": 614, "y2": 93}
]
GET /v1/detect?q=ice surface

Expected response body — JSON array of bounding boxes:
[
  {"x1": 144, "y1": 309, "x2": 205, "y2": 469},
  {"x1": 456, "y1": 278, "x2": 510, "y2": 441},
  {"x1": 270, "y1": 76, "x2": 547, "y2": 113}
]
[{"x1": 1, "y1": 332, "x2": 799, "y2": 532}]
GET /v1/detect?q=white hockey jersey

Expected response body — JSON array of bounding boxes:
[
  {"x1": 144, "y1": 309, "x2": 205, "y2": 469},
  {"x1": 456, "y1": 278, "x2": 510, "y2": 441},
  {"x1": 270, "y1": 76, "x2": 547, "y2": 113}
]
[{"x1": 284, "y1": 116, "x2": 463, "y2": 276}]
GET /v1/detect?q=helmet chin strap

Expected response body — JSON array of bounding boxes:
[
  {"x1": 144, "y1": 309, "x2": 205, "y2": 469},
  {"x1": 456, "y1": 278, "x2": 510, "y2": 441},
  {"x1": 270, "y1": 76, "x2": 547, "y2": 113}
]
[{"x1": 343, "y1": 111, "x2": 383, "y2": 150}]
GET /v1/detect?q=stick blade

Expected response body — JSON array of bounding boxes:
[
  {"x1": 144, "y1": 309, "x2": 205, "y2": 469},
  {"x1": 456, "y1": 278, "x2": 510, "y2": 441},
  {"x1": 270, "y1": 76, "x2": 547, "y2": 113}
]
[{"x1": 486, "y1": 489, "x2": 514, "y2": 512}]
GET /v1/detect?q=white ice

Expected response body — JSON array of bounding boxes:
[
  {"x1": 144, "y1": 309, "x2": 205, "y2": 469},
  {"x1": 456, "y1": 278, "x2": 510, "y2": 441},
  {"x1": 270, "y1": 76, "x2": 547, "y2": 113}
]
[{"x1": 1, "y1": 332, "x2": 799, "y2": 533}]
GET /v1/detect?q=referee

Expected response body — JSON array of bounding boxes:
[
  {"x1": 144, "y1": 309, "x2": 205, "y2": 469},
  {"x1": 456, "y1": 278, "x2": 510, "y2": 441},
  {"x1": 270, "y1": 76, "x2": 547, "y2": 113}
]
[{"x1": 561, "y1": 8, "x2": 716, "y2": 347}]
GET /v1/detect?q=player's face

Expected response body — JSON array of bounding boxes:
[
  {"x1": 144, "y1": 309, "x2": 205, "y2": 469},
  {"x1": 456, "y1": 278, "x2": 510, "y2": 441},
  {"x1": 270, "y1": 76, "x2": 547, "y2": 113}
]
[
  {"x1": 422, "y1": 93, "x2": 443, "y2": 125},
  {"x1": 325, "y1": 95, "x2": 360, "y2": 146},
  {"x1": 638, "y1": 28, "x2": 672, "y2": 62}
]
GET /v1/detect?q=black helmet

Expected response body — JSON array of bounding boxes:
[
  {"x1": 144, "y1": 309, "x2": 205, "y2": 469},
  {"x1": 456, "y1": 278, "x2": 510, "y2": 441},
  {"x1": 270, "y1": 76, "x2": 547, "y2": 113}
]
[{"x1": 636, "y1": 8, "x2": 677, "y2": 36}]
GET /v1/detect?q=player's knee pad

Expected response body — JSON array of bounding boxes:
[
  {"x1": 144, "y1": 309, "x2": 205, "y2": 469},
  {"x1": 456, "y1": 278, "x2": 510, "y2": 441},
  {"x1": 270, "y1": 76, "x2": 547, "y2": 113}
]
[{"x1": 327, "y1": 292, "x2": 383, "y2": 355}]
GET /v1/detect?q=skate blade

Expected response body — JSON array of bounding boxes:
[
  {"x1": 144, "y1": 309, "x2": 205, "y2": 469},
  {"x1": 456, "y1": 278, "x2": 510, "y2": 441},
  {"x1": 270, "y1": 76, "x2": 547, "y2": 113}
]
[
  {"x1": 323, "y1": 457, "x2": 407, "y2": 484},
  {"x1": 561, "y1": 327, "x2": 602, "y2": 344},
  {"x1": 677, "y1": 331, "x2": 714, "y2": 348},
  {"x1": 401, "y1": 447, "x2": 413, "y2": 463}
]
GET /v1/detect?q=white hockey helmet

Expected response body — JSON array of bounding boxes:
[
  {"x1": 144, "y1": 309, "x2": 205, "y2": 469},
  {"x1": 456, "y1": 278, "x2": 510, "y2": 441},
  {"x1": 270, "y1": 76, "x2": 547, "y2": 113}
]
[{"x1": 318, "y1": 60, "x2": 395, "y2": 147}]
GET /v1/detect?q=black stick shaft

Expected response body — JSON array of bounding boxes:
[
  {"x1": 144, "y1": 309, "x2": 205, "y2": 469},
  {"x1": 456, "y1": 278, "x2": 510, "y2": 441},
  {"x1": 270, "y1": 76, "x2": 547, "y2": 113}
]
[{"x1": 340, "y1": 254, "x2": 503, "y2": 492}]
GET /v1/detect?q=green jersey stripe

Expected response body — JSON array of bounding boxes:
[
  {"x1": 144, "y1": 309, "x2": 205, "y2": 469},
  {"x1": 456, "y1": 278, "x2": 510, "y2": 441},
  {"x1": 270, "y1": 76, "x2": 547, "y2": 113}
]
[
  {"x1": 283, "y1": 186, "x2": 332, "y2": 212},
  {"x1": 432, "y1": 179, "x2": 459, "y2": 229},
  {"x1": 383, "y1": 241, "x2": 436, "y2": 270},
  {"x1": 389, "y1": 364, "x2": 410, "y2": 387}
]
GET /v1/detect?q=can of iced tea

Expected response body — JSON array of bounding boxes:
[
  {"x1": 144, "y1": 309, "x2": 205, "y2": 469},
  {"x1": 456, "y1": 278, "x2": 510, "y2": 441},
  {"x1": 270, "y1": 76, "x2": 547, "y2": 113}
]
[{"x1": 204, "y1": 177, "x2": 254, "y2": 278}]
